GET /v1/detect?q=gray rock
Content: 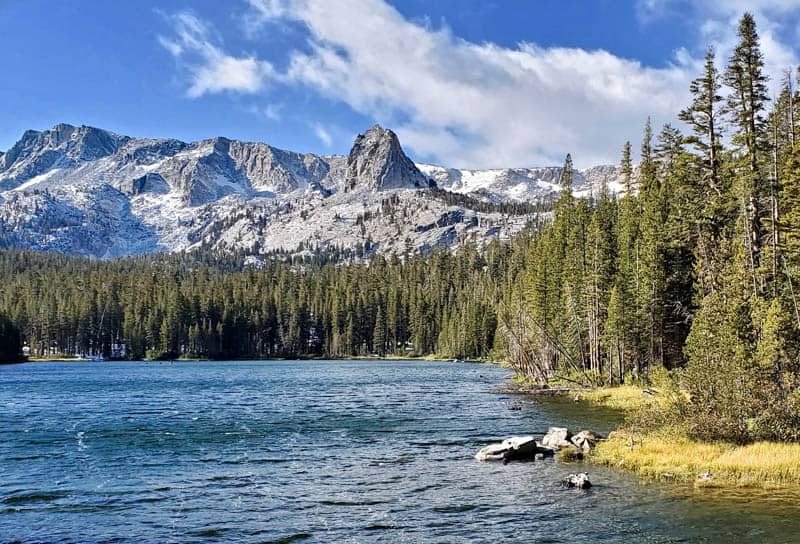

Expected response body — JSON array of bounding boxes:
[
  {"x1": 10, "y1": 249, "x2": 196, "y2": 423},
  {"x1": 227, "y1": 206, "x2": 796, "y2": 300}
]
[
  {"x1": 570, "y1": 430, "x2": 603, "y2": 452},
  {"x1": 475, "y1": 436, "x2": 550, "y2": 463},
  {"x1": 562, "y1": 472, "x2": 592, "y2": 489},
  {"x1": 344, "y1": 125, "x2": 434, "y2": 191},
  {"x1": 542, "y1": 427, "x2": 573, "y2": 450}
]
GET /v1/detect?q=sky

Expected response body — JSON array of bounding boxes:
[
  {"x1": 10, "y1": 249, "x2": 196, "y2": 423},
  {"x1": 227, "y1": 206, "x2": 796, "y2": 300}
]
[{"x1": 2, "y1": 0, "x2": 800, "y2": 168}]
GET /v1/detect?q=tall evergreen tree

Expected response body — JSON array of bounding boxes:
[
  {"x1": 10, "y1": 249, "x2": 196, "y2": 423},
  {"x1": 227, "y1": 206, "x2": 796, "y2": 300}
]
[
  {"x1": 724, "y1": 12, "x2": 770, "y2": 280},
  {"x1": 679, "y1": 46, "x2": 723, "y2": 194}
]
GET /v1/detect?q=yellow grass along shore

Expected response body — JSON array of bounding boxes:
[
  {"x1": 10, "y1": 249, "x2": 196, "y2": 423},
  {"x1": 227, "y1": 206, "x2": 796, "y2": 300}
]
[{"x1": 580, "y1": 387, "x2": 800, "y2": 489}]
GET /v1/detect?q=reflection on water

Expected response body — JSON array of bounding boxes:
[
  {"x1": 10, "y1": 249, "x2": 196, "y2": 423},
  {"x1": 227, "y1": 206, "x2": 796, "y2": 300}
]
[{"x1": 1, "y1": 360, "x2": 798, "y2": 543}]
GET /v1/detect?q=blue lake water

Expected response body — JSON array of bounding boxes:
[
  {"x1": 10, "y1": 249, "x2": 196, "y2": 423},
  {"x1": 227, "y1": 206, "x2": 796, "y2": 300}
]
[{"x1": 1, "y1": 360, "x2": 799, "y2": 543}]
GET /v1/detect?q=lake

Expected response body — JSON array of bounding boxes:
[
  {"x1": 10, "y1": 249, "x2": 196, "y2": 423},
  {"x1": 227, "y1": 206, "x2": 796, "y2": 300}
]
[{"x1": 1, "y1": 360, "x2": 799, "y2": 543}]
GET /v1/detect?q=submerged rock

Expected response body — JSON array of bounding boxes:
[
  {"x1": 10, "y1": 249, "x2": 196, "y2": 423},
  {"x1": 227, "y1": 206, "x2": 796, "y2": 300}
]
[
  {"x1": 562, "y1": 472, "x2": 592, "y2": 489},
  {"x1": 475, "y1": 436, "x2": 552, "y2": 462}
]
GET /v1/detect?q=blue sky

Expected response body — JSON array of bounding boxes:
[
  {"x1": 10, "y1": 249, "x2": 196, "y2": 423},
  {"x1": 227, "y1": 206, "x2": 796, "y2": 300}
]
[{"x1": 2, "y1": 0, "x2": 800, "y2": 167}]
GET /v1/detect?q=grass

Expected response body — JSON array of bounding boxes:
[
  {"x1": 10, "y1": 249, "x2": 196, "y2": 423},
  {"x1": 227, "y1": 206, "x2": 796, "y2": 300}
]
[
  {"x1": 27, "y1": 356, "x2": 86, "y2": 362},
  {"x1": 566, "y1": 382, "x2": 800, "y2": 489},
  {"x1": 576, "y1": 385, "x2": 656, "y2": 411},
  {"x1": 592, "y1": 429, "x2": 800, "y2": 488},
  {"x1": 558, "y1": 448, "x2": 585, "y2": 462},
  {"x1": 575, "y1": 383, "x2": 800, "y2": 490}
]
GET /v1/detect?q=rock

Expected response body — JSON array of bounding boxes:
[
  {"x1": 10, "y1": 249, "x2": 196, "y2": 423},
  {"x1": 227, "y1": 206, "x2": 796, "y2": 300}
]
[
  {"x1": 344, "y1": 125, "x2": 434, "y2": 191},
  {"x1": 534, "y1": 453, "x2": 546, "y2": 461},
  {"x1": 475, "y1": 436, "x2": 551, "y2": 462},
  {"x1": 541, "y1": 427, "x2": 573, "y2": 450},
  {"x1": 698, "y1": 472, "x2": 714, "y2": 481},
  {"x1": 570, "y1": 430, "x2": 603, "y2": 452},
  {"x1": 562, "y1": 472, "x2": 592, "y2": 489}
]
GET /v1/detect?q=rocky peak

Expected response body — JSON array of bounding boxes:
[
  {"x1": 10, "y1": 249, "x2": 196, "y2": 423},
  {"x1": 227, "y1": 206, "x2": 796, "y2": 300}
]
[
  {"x1": 40, "y1": 124, "x2": 124, "y2": 161},
  {"x1": 581, "y1": 164, "x2": 628, "y2": 191},
  {"x1": 206, "y1": 136, "x2": 232, "y2": 155},
  {"x1": 344, "y1": 125, "x2": 434, "y2": 191},
  {"x1": 0, "y1": 124, "x2": 124, "y2": 188}
]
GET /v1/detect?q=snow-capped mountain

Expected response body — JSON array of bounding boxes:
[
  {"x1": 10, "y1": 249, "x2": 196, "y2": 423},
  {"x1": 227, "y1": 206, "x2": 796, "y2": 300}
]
[
  {"x1": 418, "y1": 163, "x2": 626, "y2": 203},
  {"x1": 0, "y1": 123, "x2": 624, "y2": 259}
]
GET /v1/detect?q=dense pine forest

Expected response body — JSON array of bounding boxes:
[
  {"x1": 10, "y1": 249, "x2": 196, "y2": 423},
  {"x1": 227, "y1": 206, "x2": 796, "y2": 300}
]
[
  {"x1": 504, "y1": 13, "x2": 800, "y2": 442},
  {"x1": 0, "y1": 241, "x2": 527, "y2": 362},
  {"x1": 3, "y1": 13, "x2": 800, "y2": 442}
]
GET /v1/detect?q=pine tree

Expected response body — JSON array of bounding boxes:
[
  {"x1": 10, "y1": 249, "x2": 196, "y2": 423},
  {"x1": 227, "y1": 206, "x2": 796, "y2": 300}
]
[
  {"x1": 725, "y1": 13, "x2": 770, "y2": 176},
  {"x1": 372, "y1": 304, "x2": 386, "y2": 356},
  {"x1": 683, "y1": 234, "x2": 758, "y2": 443},
  {"x1": 724, "y1": 12, "x2": 770, "y2": 281},
  {"x1": 615, "y1": 141, "x2": 643, "y2": 378},
  {"x1": 638, "y1": 119, "x2": 667, "y2": 368},
  {"x1": 679, "y1": 46, "x2": 723, "y2": 194},
  {"x1": 559, "y1": 153, "x2": 574, "y2": 194}
]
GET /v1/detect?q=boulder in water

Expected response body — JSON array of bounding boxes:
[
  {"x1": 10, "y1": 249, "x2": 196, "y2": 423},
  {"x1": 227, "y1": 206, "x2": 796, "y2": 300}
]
[
  {"x1": 562, "y1": 472, "x2": 592, "y2": 489},
  {"x1": 541, "y1": 427, "x2": 573, "y2": 449},
  {"x1": 475, "y1": 436, "x2": 551, "y2": 462}
]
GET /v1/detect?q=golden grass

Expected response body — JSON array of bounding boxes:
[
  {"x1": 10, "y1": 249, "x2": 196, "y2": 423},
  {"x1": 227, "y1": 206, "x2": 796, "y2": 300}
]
[
  {"x1": 592, "y1": 430, "x2": 800, "y2": 489},
  {"x1": 558, "y1": 448, "x2": 585, "y2": 462},
  {"x1": 577, "y1": 385, "x2": 656, "y2": 411}
]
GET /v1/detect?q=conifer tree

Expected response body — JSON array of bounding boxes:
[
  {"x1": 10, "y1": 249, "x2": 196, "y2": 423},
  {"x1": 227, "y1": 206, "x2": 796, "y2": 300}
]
[
  {"x1": 638, "y1": 119, "x2": 667, "y2": 367},
  {"x1": 679, "y1": 47, "x2": 723, "y2": 194},
  {"x1": 615, "y1": 141, "x2": 642, "y2": 377},
  {"x1": 724, "y1": 12, "x2": 770, "y2": 280}
]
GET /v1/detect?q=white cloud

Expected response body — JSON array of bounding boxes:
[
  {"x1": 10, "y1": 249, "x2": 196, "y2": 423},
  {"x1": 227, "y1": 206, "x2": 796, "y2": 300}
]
[
  {"x1": 162, "y1": 0, "x2": 800, "y2": 168},
  {"x1": 261, "y1": 104, "x2": 283, "y2": 120},
  {"x1": 242, "y1": 0, "x2": 292, "y2": 38},
  {"x1": 312, "y1": 122, "x2": 333, "y2": 146},
  {"x1": 243, "y1": 0, "x2": 695, "y2": 167},
  {"x1": 159, "y1": 11, "x2": 274, "y2": 98}
]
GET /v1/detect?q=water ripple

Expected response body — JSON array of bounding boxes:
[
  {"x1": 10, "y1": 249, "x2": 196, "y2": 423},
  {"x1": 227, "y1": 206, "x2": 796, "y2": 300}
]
[{"x1": 1, "y1": 360, "x2": 800, "y2": 543}]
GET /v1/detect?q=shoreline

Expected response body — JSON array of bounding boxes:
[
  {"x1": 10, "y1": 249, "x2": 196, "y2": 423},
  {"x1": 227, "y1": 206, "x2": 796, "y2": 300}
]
[
  {"x1": 13, "y1": 355, "x2": 500, "y2": 365},
  {"x1": 563, "y1": 386, "x2": 800, "y2": 490}
]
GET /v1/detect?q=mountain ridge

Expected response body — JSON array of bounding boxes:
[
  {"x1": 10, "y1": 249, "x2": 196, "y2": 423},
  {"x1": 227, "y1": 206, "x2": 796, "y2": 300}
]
[{"x1": 0, "y1": 122, "x2": 625, "y2": 259}]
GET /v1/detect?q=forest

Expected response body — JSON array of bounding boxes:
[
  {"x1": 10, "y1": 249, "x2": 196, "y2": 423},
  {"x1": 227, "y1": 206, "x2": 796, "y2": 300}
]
[
  {"x1": 0, "y1": 242, "x2": 521, "y2": 363},
  {"x1": 2, "y1": 13, "x2": 800, "y2": 442},
  {"x1": 503, "y1": 13, "x2": 800, "y2": 443}
]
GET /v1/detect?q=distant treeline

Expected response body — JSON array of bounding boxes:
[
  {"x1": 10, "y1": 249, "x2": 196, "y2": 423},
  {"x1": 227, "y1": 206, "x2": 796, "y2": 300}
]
[{"x1": 0, "y1": 241, "x2": 525, "y2": 361}]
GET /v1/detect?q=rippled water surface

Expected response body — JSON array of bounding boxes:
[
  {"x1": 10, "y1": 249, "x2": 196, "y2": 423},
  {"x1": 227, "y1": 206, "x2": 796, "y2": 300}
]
[{"x1": 2, "y1": 360, "x2": 800, "y2": 543}]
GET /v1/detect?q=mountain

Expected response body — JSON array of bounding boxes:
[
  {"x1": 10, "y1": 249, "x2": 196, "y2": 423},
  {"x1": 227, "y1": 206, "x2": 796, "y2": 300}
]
[
  {"x1": 0, "y1": 123, "x2": 624, "y2": 259},
  {"x1": 344, "y1": 125, "x2": 434, "y2": 191},
  {"x1": 418, "y1": 163, "x2": 626, "y2": 203}
]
